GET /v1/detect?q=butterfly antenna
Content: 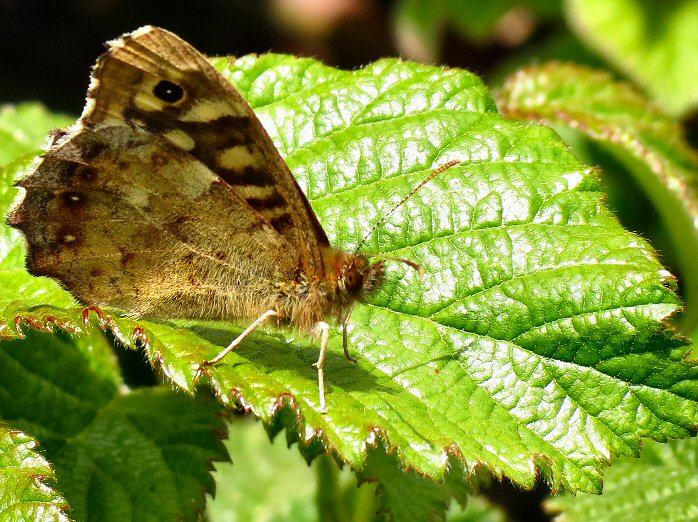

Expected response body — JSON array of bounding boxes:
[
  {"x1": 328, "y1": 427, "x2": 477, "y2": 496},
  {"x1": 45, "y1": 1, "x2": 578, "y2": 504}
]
[{"x1": 354, "y1": 160, "x2": 462, "y2": 257}]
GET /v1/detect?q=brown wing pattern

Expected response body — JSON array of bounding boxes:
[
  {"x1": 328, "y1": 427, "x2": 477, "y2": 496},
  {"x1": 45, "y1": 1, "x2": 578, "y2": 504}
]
[
  {"x1": 10, "y1": 123, "x2": 302, "y2": 320},
  {"x1": 84, "y1": 26, "x2": 329, "y2": 274}
]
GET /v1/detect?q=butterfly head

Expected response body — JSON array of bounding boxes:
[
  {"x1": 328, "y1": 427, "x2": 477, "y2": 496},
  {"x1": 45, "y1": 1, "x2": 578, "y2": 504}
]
[
  {"x1": 322, "y1": 248, "x2": 386, "y2": 315},
  {"x1": 339, "y1": 254, "x2": 386, "y2": 299}
]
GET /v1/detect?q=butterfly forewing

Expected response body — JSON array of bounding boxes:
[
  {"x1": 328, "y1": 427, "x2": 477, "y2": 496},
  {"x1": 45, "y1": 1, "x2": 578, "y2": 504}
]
[
  {"x1": 85, "y1": 26, "x2": 329, "y2": 274},
  {"x1": 9, "y1": 26, "x2": 338, "y2": 319}
]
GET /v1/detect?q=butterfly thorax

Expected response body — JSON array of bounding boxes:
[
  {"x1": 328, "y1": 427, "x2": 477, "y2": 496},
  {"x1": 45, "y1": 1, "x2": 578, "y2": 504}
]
[{"x1": 278, "y1": 247, "x2": 386, "y2": 331}]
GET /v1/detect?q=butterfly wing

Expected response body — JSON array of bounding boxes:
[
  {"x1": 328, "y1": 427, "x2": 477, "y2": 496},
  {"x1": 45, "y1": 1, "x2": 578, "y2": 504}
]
[
  {"x1": 9, "y1": 26, "x2": 328, "y2": 319},
  {"x1": 85, "y1": 26, "x2": 330, "y2": 270},
  {"x1": 11, "y1": 124, "x2": 295, "y2": 319}
]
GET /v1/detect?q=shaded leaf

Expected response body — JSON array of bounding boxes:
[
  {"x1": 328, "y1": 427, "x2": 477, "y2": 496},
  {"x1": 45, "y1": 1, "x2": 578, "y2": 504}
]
[
  {"x1": 208, "y1": 417, "x2": 378, "y2": 522},
  {"x1": 446, "y1": 496, "x2": 506, "y2": 522},
  {"x1": 359, "y1": 447, "x2": 469, "y2": 522},
  {"x1": 0, "y1": 330, "x2": 228, "y2": 522}
]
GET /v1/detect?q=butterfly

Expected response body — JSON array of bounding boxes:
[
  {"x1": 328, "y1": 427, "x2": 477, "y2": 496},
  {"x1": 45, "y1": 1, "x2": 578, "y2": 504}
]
[{"x1": 8, "y1": 26, "x2": 457, "y2": 412}]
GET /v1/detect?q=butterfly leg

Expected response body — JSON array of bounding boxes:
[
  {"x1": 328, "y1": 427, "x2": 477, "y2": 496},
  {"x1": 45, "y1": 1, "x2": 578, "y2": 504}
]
[
  {"x1": 341, "y1": 310, "x2": 358, "y2": 364},
  {"x1": 312, "y1": 321, "x2": 330, "y2": 413},
  {"x1": 195, "y1": 309, "x2": 278, "y2": 382}
]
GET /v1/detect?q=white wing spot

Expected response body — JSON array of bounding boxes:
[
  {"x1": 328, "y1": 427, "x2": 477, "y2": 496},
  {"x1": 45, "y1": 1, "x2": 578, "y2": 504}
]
[
  {"x1": 164, "y1": 129, "x2": 196, "y2": 151},
  {"x1": 181, "y1": 99, "x2": 244, "y2": 121},
  {"x1": 218, "y1": 145, "x2": 260, "y2": 169}
]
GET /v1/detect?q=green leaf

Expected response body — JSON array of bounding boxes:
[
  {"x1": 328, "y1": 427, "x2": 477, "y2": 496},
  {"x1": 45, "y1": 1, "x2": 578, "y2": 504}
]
[
  {"x1": 446, "y1": 496, "x2": 507, "y2": 522},
  {"x1": 208, "y1": 417, "x2": 378, "y2": 522},
  {"x1": 2, "y1": 54, "x2": 694, "y2": 502},
  {"x1": 566, "y1": 0, "x2": 698, "y2": 115},
  {"x1": 0, "y1": 425, "x2": 70, "y2": 521},
  {"x1": 359, "y1": 447, "x2": 469, "y2": 521},
  {"x1": 0, "y1": 103, "x2": 73, "y2": 166},
  {"x1": 0, "y1": 330, "x2": 228, "y2": 522},
  {"x1": 497, "y1": 62, "x2": 698, "y2": 332},
  {"x1": 547, "y1": 437, "x2": 698, "y2": 521},
  {"x1": 209, "y1": 417, "x2": 469, "y2": 522}
]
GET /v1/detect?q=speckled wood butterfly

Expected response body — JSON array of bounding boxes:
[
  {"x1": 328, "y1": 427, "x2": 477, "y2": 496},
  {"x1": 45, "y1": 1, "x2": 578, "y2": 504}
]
[{"x1": 8, "y1": 26, "x2": 457, "y2": 412}]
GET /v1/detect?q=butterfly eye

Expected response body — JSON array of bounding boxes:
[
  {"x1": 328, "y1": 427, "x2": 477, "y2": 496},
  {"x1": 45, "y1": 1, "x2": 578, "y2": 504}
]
[
  {"x1": 343, "y1": 266, "x2": 364, "y2": 293},
  {"x1": 153, "y1": 80, "x2": 184, "y2": 103}
]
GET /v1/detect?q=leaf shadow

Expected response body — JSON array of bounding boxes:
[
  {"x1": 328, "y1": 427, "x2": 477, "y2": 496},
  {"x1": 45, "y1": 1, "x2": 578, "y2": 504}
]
[{"x1": 182, "y1": 322, "x2": 382, "y2": 395}]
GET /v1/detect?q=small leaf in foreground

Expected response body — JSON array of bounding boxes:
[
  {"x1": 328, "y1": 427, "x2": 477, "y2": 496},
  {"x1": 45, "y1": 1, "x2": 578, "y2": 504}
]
[
  {"x1": 0, "y1": 329, "x2": 228, "y2": 522},
  {"x1": 0, "y1": 425, "x2": 70, "y2": 522}
]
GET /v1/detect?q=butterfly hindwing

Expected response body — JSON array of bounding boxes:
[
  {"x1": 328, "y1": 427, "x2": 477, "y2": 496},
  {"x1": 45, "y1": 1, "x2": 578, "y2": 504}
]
[{"x1": 10, "y1": 122, "x2": 303, "y2": 319}]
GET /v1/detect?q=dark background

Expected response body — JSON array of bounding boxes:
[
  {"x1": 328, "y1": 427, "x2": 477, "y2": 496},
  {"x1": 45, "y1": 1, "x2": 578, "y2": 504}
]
[
  {"x1": 1, "y1": 0, "x2": 395, "y2": 114},
  {"x1": 0, "y1": 0, "x2": 529, "y2": 116}
]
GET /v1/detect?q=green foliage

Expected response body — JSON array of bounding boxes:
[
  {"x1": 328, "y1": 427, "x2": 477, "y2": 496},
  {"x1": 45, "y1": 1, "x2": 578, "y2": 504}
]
[
  {"x1": 497, "y1": 62, "x2": 698, "y2": 332},
  {"x1": 0, "y1": 103, "x2": 72, "y2": 167},
  {"x1": 567, "y1": 0, "x2": 698, "y2": 115},
  {"x1": 392, "y1": 0, "x2": 561, "y2": 60},
  {"x1": 0, "y1": 329, "x2": 228, "y2": 521},
  {"x1": 547, "y1": 438, "x2": 698, "y2": 521},
  {"x1": 1, "y1": 53, "x2": 697, "y2": 521},
  {"x1": 209, "y1": 418, "x2": 378, "y2": 522},
  {"x1": 393, "y1": 0, "x2": 698, "y2": 115},
  {"x1": 494, "y1": 30, "x2": 698, "y2": 522}
]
